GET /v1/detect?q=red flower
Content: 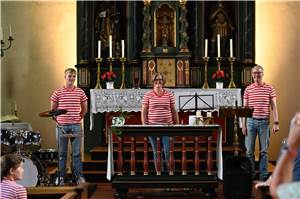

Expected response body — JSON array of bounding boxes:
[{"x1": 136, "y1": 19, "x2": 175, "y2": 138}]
[
  {"x1": 212, "y1": 70, "x2": 225, "y2": 82},
  {"x1": 101, "y1": 71, "x2": 117, "y2": 82}
]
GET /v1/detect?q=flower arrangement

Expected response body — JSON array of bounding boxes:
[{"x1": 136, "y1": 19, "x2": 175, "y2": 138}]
[
  {"x1": 211, "y1": 70, "x2": 225, "y2": 82},
  {"x1": 101, "y1": 71, "x2": 117, "y2": 82}
]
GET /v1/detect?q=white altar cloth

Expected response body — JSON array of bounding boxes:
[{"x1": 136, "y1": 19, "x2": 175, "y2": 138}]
[{"x1": 90, "y1": 88, "x2": 241, "y2": 130}]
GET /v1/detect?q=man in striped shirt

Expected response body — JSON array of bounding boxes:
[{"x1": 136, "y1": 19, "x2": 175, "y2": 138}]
[
  {"x1": 242, "y1": 65, "x2": 279, "y2": 182},
  {"x1": 51, "y1": 68, "x2": 88, "y2": 184},
  {"x1": 141, "y1": 72, "x2": 179, "y2": 172},
  {"x1": 0, "y1": 154, "x2": 27, "y2": 199}
]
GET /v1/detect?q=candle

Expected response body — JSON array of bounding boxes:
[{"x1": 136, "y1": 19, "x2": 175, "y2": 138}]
[
  {"x1": 217, "y1": 34, "x2": 220, "y2": 57},
  {"x1": 230, "y1": 39, "x2": 233, "y2": 58},
  {"x1": 14, "y1": 101, "x2": 17, "y2": 112},
  {"x1": 109, "y1": 35, "x2": 112, "y2": 58},
  {"x1": 121, "y1": 40, "x2": 125, "y2": 58},
  {"x1": 9, "y1": 24, "x2": 12, "y2": 37},
  {"x1": 204, "y1": 39, "x2": 208, "y2": 57},
  {"x1": 98, "y1": 40, "x2": 101, "y2": 58}
]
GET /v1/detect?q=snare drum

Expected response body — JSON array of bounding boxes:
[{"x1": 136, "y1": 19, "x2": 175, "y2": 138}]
[
  {"x1": 1, "y1": 129, "x2": 15, "y2": 153},
  {"x1": 23, "y1": 131, "x2": 41, "y2": 151}
]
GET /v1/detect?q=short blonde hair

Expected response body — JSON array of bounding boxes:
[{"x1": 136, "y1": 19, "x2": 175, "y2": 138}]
[
  {"x1": 252, "y1": 64, "x2": 264, "y2": 73},
  {"x1": 64, "y1": 68, "x2": 77, "y2": 74}
]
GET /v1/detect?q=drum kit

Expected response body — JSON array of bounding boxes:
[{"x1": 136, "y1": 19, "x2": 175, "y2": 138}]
[{"x1": 0, "y1": 109, "x2": 71, "y2": 187}]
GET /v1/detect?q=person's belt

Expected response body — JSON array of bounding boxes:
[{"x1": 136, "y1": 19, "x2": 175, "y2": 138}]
[{"x1": 252, "y1": 117, "x2": 269, "y2": 120}]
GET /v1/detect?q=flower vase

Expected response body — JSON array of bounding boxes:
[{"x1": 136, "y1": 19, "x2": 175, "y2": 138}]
[
  {"x1": 106, "y1": 81, "x2": 114, "y2": 89},
  {"x1": 216, "y1": 82, "x2": 223, "y2": 89}
]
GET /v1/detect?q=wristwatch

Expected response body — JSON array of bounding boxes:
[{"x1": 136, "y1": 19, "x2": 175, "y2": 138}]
[{"x1": 274, "y1": 121, "x2": 279, "y2": 125}]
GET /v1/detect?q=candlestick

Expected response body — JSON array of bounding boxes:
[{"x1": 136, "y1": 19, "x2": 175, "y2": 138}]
[
  {"x1": 228, "y1": 57, "x2": 236, "y2": 88},
  {"x1": 217, "y1": 34, "x2": 220, "y2": 57},
  {"x1": 94, "y1": 58, "x2": 103, "y2": 89},
  {"x1": 121, "y1": 40, "x2": 125, "y2": 58},
  {"x1": 107, "y1": 57, "x2": 114, "y2": 72},
  {"x1": 109, "y1": 35, "x2": 112, "y2": 58},
  {"x1": 119, "y1": 57, "x2": 126, "y2": 89},
  {"x1": 230, "y1": 39, "x2": 233, "y2": 58},
  {"x1": 9, "y1": 24, "x2": 12, "y2": 37},
  {"x1": 202, "y1": 57, "x2": 210, "y2": 89},
  {"x1": 98, "y1": 40, "x2": 101, "y2": 58},
  {"x1": 204, "y1": 39, "x2": 208, "y2": 58}
]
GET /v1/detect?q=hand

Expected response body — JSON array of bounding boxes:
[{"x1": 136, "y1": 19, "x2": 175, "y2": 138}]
[
  {"x1": 287, "y1": 112, "x2": 300, "y2": 149},
  {"x1": 272, "y1": 124, "x2": 279, "y2": 134},
  {"x1": 242, "y1": 126, "x2": 247, "y2": 136},
  {"x1": 255, "y1": 176, "x2": 272, "y2": 189}
]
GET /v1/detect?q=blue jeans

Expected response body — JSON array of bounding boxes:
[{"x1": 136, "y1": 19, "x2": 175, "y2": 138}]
[
  {"x1": 148, "y1": 136, "x2": 170, "y2": 172},
  {"x1": 245, "y1": 118, "x2": 270, "y2": 179},
  {"x1": 56, "y1": 124, "x2": 83, "y2": 178}
]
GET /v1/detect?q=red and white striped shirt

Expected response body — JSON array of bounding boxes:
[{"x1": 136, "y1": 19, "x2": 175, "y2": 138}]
[
  {"x1": 243, "y1": 82, "x2": 276, "y2": 118},
  {"x1": 51, "y1": 86, "x2": 88, "y2": 125},
  {"x1": 142, "y1": 89, "x2": 175, "y2": 125},
  {"x1": 0, "y1": 180, "x2": 27, "y2": 199}
]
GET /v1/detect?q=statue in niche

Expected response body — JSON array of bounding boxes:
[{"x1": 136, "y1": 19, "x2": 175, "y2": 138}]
[
  {"x1": 95, "y1": 7, "x2": 120, "y2": 49},
  {"x1": 210, "y1": 2, "x2": 234, "y2": 57},
  {"x1": 155, "y1": 4, "x2": 175, "y2": 47},
  {"x1": 161, "y1": 15, "x2": 171, "y2": 47}
]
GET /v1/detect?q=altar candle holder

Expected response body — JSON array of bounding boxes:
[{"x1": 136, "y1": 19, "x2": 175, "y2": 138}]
[
  {"x1": 119, "y1": 57, "x2": 126, "y2": 89},
  {"x1": 228, "y1": 57, "x2": 236, "y2": 88},
  {"x1": 215, "y1": 57, "x2": 222, "y2": 71},
  {"x1": 94, "y1": 58, "x2": 103, "y2": 89},
  {"x1": 202, "y1": 57, "x2": 210, "y2": 89},
  {"x1": 107, "y1": 57, "x2": 114, "y2": 72}
]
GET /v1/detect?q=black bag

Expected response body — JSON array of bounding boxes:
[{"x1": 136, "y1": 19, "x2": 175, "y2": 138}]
[{"x1": 223, "y1": 156, "x2": 253, "y2": 199}]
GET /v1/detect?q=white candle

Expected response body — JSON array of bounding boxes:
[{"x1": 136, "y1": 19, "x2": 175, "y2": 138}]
[
  {"x1": 109, "y1": 35, "x2": 112, "y2": 58},
  {"x1": 9, "y1": 24, "x2": 12, "y2": 37},
  {"x1": 217, "y1": 34, "x2": 220, "y2": 57},
  {"x1": 230, "y1": 39, "x2": 233, "y2": 58},
  {"x1": 204, "y1": 39, "x2": 208, "y2": 57},
  {"x1": 121, "y1": 40, "x2": 125, "y2": 58},
  {"x1": 98, "y1": 40, "x2": 101, "y2": 58}
]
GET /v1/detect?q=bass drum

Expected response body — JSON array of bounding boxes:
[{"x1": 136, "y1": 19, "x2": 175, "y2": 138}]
[{"x1": 16, "y1": 154, "x2": 42, "y2": 187}]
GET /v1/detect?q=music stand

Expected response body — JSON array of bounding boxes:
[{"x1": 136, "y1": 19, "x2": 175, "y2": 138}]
[
  {"x1": 179, "y1": 93, "x2": 214, "y2": 111},
  {"x1": 219, "y1": 106, "x2": 253, "y2": 156}
]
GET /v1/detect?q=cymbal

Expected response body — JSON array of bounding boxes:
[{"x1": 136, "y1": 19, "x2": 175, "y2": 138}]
[{"x1": 39, "y1": 109, "x2": 68, "y2": 117}]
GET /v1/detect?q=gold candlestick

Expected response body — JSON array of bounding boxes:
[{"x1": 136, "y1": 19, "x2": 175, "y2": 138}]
[
  {"x1": 94, "y1": 58, "x2": 103, "y2": 89},
  {"x1": 216, "y1": 57, "x2": 222, "y2": 71},
  {"x1": 107, "y1": 57, "x2": 114, "y2": 72},
  {"x1": 228, "y1": 57, "x2": 236, "y2": 88},
  {"x1": 202, "y1": 57, "x2": 210, "y2": 89},
  {"x1": 119, "y1": 57, "x2": 126, "y2": 89}
]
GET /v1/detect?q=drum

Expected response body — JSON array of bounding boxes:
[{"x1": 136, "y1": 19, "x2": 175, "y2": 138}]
[
  {"x1": 16, "y1": 155, "x2": 40, "y2": 187},
  {"x1": 22, "y1": 131, "x2": 41, "y2": 151},
  {"x1": 1, "y1": 129, "x2": 15, "y2": 153},
  {"x1": 34, "y1": 149, "x2": 58, "y2": 163}
]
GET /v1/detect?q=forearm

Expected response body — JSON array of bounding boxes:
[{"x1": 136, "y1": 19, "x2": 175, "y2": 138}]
[
  {"x1": 80, "y1": 101, "x2": 88, "y2": 119},
  {"x1": 270, "y1": 151, "x2": 295, "y2": 198},
  {"x1": 141, "y1": 105, "x2": 148, "y2": 125}
]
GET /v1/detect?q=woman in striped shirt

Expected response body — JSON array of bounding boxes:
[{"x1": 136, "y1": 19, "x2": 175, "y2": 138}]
[
  {"x1": 0, "y1": 154, "x2": 27, "y2": 199},
  {"x1": 141, "y1": 72, "x2": 179, "y2": 172}
]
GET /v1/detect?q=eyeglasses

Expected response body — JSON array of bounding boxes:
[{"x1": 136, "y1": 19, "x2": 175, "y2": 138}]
[
  {"x1": 252, "y1": 71, "x2": 262, "y2": 74},
  {"x1": 154, "y1": 79, "x2": 163, "y2": 84}
]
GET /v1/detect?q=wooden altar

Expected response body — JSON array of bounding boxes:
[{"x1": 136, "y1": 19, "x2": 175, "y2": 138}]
[{"x1": 107, "y1": 124, "x2": 222, "y2": 197}]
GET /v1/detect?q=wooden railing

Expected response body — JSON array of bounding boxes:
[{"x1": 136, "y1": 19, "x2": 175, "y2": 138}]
[{"x1": 108, "y1": 124, "x2": 222, "y2": 197}]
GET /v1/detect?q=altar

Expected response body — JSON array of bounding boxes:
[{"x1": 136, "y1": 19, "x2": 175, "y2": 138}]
[{"x1": 90, "y1": 88, "x2": 241, "y2": 129}]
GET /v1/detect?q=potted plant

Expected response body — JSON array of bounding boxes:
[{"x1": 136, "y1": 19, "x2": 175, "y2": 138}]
[
  {"x1": 101, "y1": 71, "x2": 117, "y2": 89},
  {"x1": 212, "y1": 69, "x2": 225, "y2": 89}
]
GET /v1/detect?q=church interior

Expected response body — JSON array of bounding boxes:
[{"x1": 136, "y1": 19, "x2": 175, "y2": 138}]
[{"x1": 1, "y1": 1, "x2": 300, "y2": 199}]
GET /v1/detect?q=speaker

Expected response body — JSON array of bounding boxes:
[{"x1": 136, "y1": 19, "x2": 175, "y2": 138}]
[{"x1": 223, "y1": 156, "x2": 253, "y2": 199}]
